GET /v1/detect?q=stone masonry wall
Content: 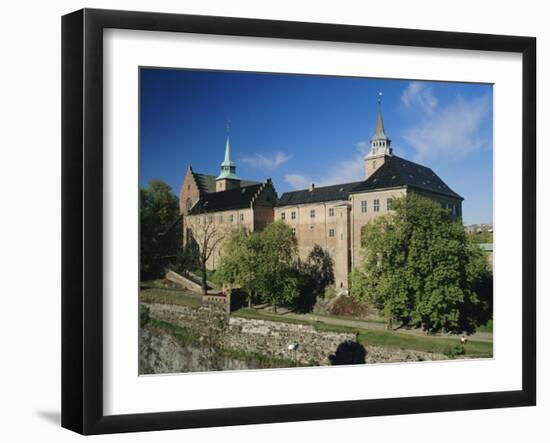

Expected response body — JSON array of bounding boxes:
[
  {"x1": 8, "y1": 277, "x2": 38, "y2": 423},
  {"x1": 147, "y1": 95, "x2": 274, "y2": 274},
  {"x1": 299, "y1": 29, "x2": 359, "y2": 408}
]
[
  {"x1": 145, "y1": 303, "x2": 356, "y2": 366},
  {"x1": 225, "y1": 317, "x2": 356, "y2": 365}
]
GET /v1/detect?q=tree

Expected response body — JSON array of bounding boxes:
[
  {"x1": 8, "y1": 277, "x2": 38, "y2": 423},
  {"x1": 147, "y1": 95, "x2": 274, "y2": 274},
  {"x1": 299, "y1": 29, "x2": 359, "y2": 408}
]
[
  {"x1": 140, "y1": 180, "x2": 181, "y2": 280},
  {"x1": 187, "y1": 214, "x2": 226, "y2": 294},
  {"x1": 174, "y1": 236, "x2": 200, "y2": 276},
  {"x1": 295, "y1": 245, "x2": 335, "y2": 312},
  {"x1": 351, "y1": 193, "x2": 491, "y2": 334},
  {"x1": 217, "y1": 228, "x2": 262, "y2": 308},
  {"x1": 254, "y1": 221, "x2": 301, "y2": 312}
]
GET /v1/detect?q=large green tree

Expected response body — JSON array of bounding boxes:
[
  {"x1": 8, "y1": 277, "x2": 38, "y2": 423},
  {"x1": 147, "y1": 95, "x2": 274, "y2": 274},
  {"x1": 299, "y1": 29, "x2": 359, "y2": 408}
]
[
  {"x1": 254, "y1": 221, "x2": 301, "y2": 312},
  {"x1": 351, "y1": 193, "x2": 491, "y2": 334},
  {"x1": 218, "y1": 221, "x2": 300, "y2": 312},
  {"x1": 217, "y1": 228, "x2": 262, "y2": 308},
  {"x1": 140, "y1": 180, "x2": 181, "y2": 280}
]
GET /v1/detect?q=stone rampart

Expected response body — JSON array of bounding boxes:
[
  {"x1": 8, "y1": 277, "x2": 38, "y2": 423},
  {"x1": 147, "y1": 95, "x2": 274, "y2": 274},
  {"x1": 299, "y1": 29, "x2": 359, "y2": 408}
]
[{"x1": 145, "y1": 303, "x2": 356, "y2": 365}]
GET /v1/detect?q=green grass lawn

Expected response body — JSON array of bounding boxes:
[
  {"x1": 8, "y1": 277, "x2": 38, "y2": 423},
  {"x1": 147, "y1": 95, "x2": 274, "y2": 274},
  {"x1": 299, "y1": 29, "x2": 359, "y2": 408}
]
[
  {"x1": 140, "y1": 288, "x2": 202, "y2": 309},
  {"x1": 312, "y1": 312, "x2": 387, "y2": 325},
  {"x1": 232, "y1": 308, "x2": 492, "y2": 358},
  {"x1": 356, "y1": 329, "x2": 491, "y2": 357}
]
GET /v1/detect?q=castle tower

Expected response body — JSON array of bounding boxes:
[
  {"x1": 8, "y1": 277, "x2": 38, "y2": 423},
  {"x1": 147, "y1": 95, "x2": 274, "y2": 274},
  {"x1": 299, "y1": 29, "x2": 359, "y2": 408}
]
[
  {"x1": 364, "y1": 92, "x2": 392, "y2": 178},
  {"x1": 216, "y1": 123, "x2": 241, "y2": 192}
]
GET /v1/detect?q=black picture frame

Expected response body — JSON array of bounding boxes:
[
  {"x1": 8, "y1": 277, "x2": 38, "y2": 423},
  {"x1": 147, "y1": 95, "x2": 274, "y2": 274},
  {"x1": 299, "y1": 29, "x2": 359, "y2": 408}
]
[{"x1": 61, "y1": 8, "x2": 536, "y2": 435}]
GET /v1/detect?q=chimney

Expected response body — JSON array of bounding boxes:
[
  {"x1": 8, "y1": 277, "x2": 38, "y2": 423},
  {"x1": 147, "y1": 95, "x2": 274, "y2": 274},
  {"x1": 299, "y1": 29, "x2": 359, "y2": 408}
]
[{"x1": 309, "y1": 183, "x2": 315, "y2": 192}]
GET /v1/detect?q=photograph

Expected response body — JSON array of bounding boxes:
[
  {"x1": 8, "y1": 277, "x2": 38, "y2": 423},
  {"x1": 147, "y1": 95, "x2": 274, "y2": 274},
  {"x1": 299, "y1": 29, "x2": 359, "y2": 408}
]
[{"x1": 138, "y1": 68, "x2": 494, "y2": 375}]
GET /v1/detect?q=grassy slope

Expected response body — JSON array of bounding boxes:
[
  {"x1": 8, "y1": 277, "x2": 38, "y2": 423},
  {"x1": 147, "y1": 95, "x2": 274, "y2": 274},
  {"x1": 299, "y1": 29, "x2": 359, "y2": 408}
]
[{"x1": 140, "y1": 288, "x2": 202, "y2": 309}]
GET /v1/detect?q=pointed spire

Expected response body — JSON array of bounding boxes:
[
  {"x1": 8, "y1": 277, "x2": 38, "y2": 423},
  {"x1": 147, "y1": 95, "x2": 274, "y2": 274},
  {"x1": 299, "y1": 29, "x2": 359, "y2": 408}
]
[
  {"x1": 217, "y1": 120, "x2": 240, "y2": 181},
  {"x1": 372, "y1": 91, "x2": 388, "y2": 141},
  {"x1": 222, "y1": 120, "x2": 233, "y2": 165},
  {"x1": 368, "y1": 91, "x2": 392, "y2": 157},
  {"x1": 223, "y1": 135, "x2": 232, "y2": 165}
]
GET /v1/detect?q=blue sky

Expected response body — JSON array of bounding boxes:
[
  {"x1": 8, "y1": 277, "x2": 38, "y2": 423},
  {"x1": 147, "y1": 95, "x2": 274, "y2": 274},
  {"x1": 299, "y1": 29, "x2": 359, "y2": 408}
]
[{"x1": 140, "y1": 68, "x2": 493, "y2": 225}]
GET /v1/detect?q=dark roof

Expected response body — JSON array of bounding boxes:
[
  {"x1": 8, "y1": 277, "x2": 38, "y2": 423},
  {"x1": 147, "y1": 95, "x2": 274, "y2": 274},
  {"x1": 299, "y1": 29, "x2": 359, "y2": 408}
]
[
  {"x1": 277, "y1": 181, "x2": 362, "y2": 207},
  {"x1": 192, "y1": 172, "x2": 260, "y2": 194},
  {"x1": 193, "y1": 173, "x2": 216, "y2": 194},
  {"x1": 350, "y1": 155, "x2": 462, "y2": 199},
  {"x1": 189, "y1": 183, "x2": 268, "y2": 214}
]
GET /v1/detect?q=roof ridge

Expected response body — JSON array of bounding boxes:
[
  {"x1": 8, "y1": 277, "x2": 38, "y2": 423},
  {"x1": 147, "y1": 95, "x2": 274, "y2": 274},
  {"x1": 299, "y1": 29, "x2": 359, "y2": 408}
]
[{"x1": 280, "y1": 180, "x2": 363, "y2": 195}]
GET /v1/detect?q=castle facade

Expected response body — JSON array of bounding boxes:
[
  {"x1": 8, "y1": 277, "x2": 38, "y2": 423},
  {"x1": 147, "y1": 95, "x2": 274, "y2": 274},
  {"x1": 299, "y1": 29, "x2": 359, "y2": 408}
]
[{"x1": 180, "y1": 103, "x2": 463, "y2": 288}]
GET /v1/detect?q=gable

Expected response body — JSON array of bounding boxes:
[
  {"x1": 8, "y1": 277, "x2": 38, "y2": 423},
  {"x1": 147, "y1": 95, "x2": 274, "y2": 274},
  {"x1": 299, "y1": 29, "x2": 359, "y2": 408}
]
[{"x1": 189, "y1": 182, "x2": 276, "y2": 214}]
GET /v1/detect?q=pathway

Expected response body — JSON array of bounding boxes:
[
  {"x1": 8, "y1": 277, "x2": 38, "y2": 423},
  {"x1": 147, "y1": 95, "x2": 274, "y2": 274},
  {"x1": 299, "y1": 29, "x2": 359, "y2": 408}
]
[{"x1": 253, "y1": 307, "x2": 493, "y2": 343}]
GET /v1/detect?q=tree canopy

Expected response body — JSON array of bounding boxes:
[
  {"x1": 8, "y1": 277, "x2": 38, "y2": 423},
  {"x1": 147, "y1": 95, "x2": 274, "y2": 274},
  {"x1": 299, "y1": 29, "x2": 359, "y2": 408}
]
[
  {"x1": 140, "y1": 180, "x2": 181, "y2": 280},
  {"x1": 217, "y1": 227, "x2": 262, "y2": 307},
  {"x1": 294, "y1": 245, "x2": 335, "y2": 312},
  {"x1": 351, "y1": 193, "x2": 492, "y2": 334},
  {"x1": 218, "y1": 221, "x2": 300, "y2": 311},
  {"x1": 254, "y1": 221, "x2": 301, "y2": 311}
]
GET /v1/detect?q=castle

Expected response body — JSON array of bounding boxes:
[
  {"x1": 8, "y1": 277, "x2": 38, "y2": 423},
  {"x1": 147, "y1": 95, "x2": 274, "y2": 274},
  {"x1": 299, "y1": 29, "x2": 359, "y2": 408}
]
[{"x1": 179, "y1": 100, "x2": 463, "y2": 289}]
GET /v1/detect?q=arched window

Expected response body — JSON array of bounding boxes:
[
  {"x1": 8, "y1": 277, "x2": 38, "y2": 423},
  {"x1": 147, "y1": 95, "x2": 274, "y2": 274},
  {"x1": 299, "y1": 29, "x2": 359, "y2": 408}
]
[{"x1": 186, "y1": 198, "x2": 192, "y2": 212}]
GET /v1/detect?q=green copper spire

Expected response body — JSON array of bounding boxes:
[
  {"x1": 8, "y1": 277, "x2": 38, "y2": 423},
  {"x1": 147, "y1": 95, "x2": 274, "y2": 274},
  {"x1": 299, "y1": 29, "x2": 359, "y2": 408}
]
[{"x1": 216, "y1": 123, "x2": 240, "y2": 181}]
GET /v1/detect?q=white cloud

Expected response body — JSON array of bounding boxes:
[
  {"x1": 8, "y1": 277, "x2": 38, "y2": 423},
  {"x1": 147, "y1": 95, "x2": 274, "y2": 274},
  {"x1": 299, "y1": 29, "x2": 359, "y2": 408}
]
[
  {"x1": 285, "y1": 148, "x2": 366, "y2": 191},
  {"x1": 401, "y1": 82, "x2": 438, "y2": 114},
  {"x1": 403, "y1": 94, "x2": 490, "y2": 162},
  {"x1": 354, "y1": 140, "x2": 370, "y2": 155},
  {"x1": 284, "y1": 173, "x2": 311, "y2": 190},
  {"x1": 317, "y1": 155, "x2": 365, "y2": 187},
  {"x1": 239, "y1": 151, "x2": 291, "y2": 169}
]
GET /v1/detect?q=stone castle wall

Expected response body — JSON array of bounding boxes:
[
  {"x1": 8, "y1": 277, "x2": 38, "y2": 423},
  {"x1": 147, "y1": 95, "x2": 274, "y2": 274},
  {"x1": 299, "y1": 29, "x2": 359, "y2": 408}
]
[{"x1": 145, "y1": 303, "x2": 357, "y2": 366}]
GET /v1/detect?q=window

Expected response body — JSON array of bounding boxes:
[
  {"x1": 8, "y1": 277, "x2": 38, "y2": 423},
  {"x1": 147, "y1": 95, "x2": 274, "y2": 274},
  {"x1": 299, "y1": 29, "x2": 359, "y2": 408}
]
[
  {"x1": 329, "y1": 208, "x2": 334, "y2": 217},
  {"x1": 239, "y1": 213, "x2": 244, "y2": 222},
  {"x1": 310, "y1": 209, "x2": 316, "y2": 218},
  {"x1": 208, "y1": 215, "x2": 213, "y2": 223},
  {"x1": 281, "y1": 212, "x2": 286, "y2": 220},
  {"x1": 387, "y1": 198, "x2": 393, "y2": 211},
  {"x1": 373, "y1": 199, "x2": 380, "y2": 212},
  {"x1": 292, "y1": 227, "x2": 296, "y2": 236},
  {"x1": 329, "y1": 229, "x2": 335, "y2": 238},
  {"x1": 452, "y1": 204, "x2": 457, "y2": 215},
  {"x1": 291, "y1": 211, "x2": 296, "y2": 220},
  {"x1": 219, "y1": 215, "x2": 223, "y2": 223},
  {"x1": 361, "y1": 200, "x2": 367, "y2": 213},
  {"x1": 229, "y1": 214, "x2": 234, "y2": 223}
]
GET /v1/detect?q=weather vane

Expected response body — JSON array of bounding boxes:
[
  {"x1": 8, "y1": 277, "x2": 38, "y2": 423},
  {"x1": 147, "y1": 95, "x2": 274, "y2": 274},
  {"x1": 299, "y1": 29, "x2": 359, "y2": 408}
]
[{"x1": 377, "y1": 91, "x2": 383, "y2": 105}]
